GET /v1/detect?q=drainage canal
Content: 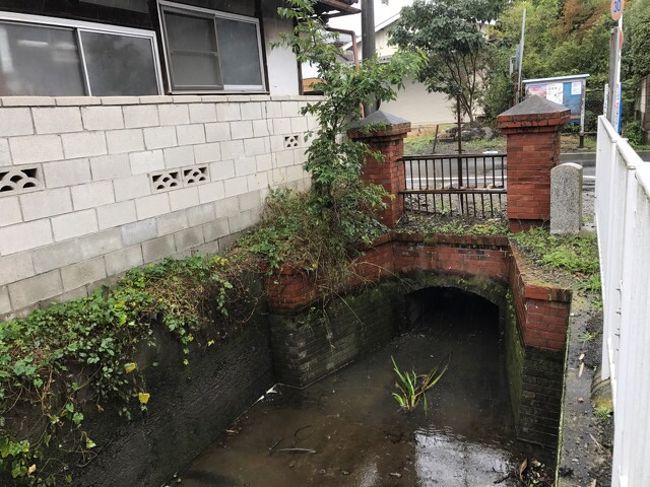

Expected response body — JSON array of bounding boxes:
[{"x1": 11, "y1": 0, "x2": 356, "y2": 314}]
[{"x1": 179, "y1": 287, "x2": 546, "y2": 486}]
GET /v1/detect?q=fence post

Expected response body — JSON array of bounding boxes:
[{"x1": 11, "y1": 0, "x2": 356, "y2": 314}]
[
  {"x1": 497, "y1": 95, "x2": 570, "y2": 232},
  {"x1": 349, "y1": 110, "x2": 411, "y2": 228}
]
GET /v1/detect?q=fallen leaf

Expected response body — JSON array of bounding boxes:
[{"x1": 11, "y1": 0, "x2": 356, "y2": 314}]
[
  {"x1": 518, "y1": 458, "x2": 528, "y2": 481},
  {"x1": 138, "y1": 392, "x2": 151, "y2": 405},
  {"x1": 28, "y1": 464, "x2": 36, "y2": 475},
  {"x1": 124, "y1": 362, "x2": 137, "y2": 374}
]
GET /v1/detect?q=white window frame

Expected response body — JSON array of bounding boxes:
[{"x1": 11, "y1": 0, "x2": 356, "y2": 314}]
[
  {"x1": 0, "y1": 10, "x2": 164, "y2": 96},
  {"x1": 157, "y1": 0, "x2": 267, "y2": 94}
]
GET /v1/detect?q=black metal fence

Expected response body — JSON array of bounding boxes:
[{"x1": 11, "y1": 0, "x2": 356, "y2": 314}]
[{"x1": 400, "y1": 153, "x2": 507, "y2": 218}]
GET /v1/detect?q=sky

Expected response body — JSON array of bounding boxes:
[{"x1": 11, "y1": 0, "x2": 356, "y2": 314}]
[{"x1": 328, "y1": 0, "x2": 413, "y2": 35}]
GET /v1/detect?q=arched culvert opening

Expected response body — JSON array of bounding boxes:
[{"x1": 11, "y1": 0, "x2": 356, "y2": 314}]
[{"x1": 401, "y1": 287, "x2": 514, "y2": 441}]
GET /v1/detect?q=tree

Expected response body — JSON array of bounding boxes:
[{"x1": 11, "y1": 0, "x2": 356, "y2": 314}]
[{"x1": 388, "y1": 0, "x2": 501, "y2": 124}]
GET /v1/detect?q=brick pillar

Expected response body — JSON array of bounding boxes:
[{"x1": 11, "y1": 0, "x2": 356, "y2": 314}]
[
  {"x1": 497, "y1": 95, "x2": 570, "y2": 232},
  {"x1": 349, "y1": 111, "x2": 411, "y2": 228}
]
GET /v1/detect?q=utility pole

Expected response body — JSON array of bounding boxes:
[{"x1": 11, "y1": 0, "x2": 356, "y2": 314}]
[
  {"x1": 515, "y1": 8, "x2": 526, "y2": 103},
  {"x1": 361, "y1": 0, "x2": 377, "y2": 115}
]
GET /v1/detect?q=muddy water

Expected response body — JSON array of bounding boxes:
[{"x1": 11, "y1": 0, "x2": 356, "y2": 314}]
[{"x1": 180, "y1": 289, "x2": 537, "y2": 486}]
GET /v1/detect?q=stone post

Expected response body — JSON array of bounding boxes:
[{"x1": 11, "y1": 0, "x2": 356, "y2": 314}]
[
  {"x1": 497, "y1": 95, "x2": 571, "y2": 232},
  {"x1": 348, "y1": 111, "x2": 411, "y2": 228}
]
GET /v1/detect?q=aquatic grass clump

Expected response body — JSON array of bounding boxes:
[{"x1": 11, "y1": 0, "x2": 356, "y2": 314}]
[{"x1": 391, "y1": 356, "x2": 448, "y2": 414}]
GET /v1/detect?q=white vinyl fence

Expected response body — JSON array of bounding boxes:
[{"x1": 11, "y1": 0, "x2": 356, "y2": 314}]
[{"x1": 595, "y1": 115, "x2": 650, "y2": 487}]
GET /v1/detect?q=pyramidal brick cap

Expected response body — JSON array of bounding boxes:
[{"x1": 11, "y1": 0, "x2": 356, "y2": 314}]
[
  {"x1": 497, "y1": 95, "x2": 571, "y2": 130},
  {"x1": 349, "y1": 110, "x2": 411, "y2": 138}
]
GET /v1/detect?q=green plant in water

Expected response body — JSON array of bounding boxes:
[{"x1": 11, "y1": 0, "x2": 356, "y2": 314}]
[{"x1": 391, "y1": 356, "x2": 448, "y2": 414}]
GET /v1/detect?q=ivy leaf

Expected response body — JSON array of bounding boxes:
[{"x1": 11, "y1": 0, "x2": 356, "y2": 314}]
[
  {"x1": 138, "y1": 392, "x2": 150, "y2": 405},
  {"x1": 124, "y1": 362, "x2": 137, "y2": 374},
  {"x1": 85, "y1": 437, "x2": 96, "y2": 449},
  {"x1": 72, "y1": 412, "x2": 84, "y2": 426}
]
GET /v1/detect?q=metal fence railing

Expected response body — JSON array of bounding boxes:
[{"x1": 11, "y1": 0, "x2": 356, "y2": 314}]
[
  {"x1": 401, "y1": 153, "x2": 507, "y2": 218},
  {"x1": 596, "y1": 115, "x2": 650, "y2": 487}
]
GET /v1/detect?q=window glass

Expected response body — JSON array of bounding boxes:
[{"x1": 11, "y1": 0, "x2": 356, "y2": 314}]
[
  {"x1": 215, "y1": 17, "x2": 262, "y2": 87},
  {"x1": 0, "y1": 21, "x2": 85, "y2": 96},
  {"x1": 81, "y1": 31, "x2": 158, "y2": 96},
  {"x1": 163, "y1": 10, "x2": 222, "y2": 89}
]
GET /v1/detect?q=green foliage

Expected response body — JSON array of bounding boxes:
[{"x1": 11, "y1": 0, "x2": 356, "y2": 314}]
[
  {"x1": 240, "y1": 0, "x2": 416, "y2": 290},
  {"x1": 485, "y1": 0, "x2": 612, "y2": 129},
  {"x1": 389, "y1": 0, "x2": 501, "y2": 122},
  {"x1": 623, "y1": 120, "x2": 644, "y2": 146},
  {"x1": 391, "y1": 356, "x2": 448, "y2": 414},
  {"x1": 0, "y1": 255, "x2": 243, "y2": 485},
  {"x1": 512, "y1": 227, "x2": 600, "y2": 290}
]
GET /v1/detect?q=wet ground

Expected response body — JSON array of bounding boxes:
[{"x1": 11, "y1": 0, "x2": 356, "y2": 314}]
[{"x1": 179, "y1": 289, "x2": 544, "y2": 487}]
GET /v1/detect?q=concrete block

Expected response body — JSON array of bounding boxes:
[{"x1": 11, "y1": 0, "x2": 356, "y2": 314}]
[
  {"x1": 142, "y1": 235, "x2": 175, "y2": 263},
  {"x1": 159, "y1": 104, "x2": 189, "y2": 126},
  {"x1": 0, "y1": 219, "x2": 53, "y2": 254},
  {"x1": 216, "y1": 103, "x2": 241, "y2": 121},
  {"x1": 214, "y1": 196, "x2": 239, "y2": 218},
  {"x1": 169, "y1": 187, "x2": 200, "y2": 211},
  {"x1": 97, "y1": 201, "x2": 137, "y2": 229},
  {"x1": 202, "y1": 218, "x2": 229, "y2": 242},
  {"x1": 244, "y1": 137, "x2": 268, "y2": 156},
  {"x1": 135, "y1": 193, "x2": 170, "y2": 220},
  {"x1": 197, "y1": 181, "x2": 225, "y2": 204},
  {"x1": 121, "y1": 218, "x2": 157, "y2": 246},
  {"x1": 265, "y1": 101, "x2": 283, "y2": 119},
  {"x1": 252, "y1": 119, "x2": 270, "y2": 137},
  {"x1": 269, "y1": 135, "x2": 285, "y2": 152},
  {"x1": 189, "y1": 103, "x2": 216, "y2": 123},
  {"x1": 90, "y1": 154, "x2": 130, "y2": 181},
  {"x1": 0, "y1": 108, "x2": 33, "y2": 136},
  {"x1": 0, "y1": 196, "x2": 22, "y2": 227},
  {"x1": 205, "y1": 122, "x2": 230, "y2": 142},
  {"x1": 228, "y1": 208, "x2": 258, "y2": 233},
  {"x1": 247, "y1": 172, "x2": 269, "y2": 192},
  {"x1": 138, "y1": 96, "x2": 173, "y2": 104},
  {"x1": 143, "y1": 126, "x2": 177, "y2": 150},
  {"x1": 196, "y1": 240, "x2": 220, "y2": 256},
  {"x1": 113, "y1": 174, "x2": 151, "y2": 201},
  {"x1": 551, "y1": 163, "x2": 583, "y2": 235},
  {"x1": 105, "y1": 129, "x2": 145, "y2": 154},
  {"x1": 10, "y1": 135, "x2": 63, "y2": 164},
  {"x1": 8, "y1": 270, "x2": 62, "y2": 310},
  {"x1": 174, "y1": 226, "x2": 204, "y2": 252},
  {"x1": 43, "y1": 158, "x2": 91, "y2": 187},
  {"x1": 221, "y1": 140, "x2": 244, "y2": 160},
  {"x1": 32, "y1": 239, "x2": 81, "y2": 273},
  {"x1": 177, "y1": 124, "x2": 205, "y2": 145},
  {"x1": 71, "y1": 180, "x2": 115, "y2": 210},
  {"x1": 194, "y1": 142, "x2": 221, "y2": 164},
  {"x1": 105, "y1": 246, "x2": 143, "y2": 276},
  {"x1": 52, "y1": 209, "x2": 98, "y2": 241},
  {"x1": 0, "y1": 252, "x2": 35, "y2": 286},
  {"x1": 81, "y1": 106, "x2": 124, "y2": 130},
  {"x1": 101, "y1": 96, "x2": 139, "y2": 106},
  {"x1": 130, "y1": 150, "x2": 165, "y2": 174},
  {"x1": 235, "y1": 156, "x2": 256, "y2": 176},
  {"x1": 291, "y1": 117, "x2": 308, "y2": 133},
  {"x1": 78, "y1": 228, "x2": 122, "y2": 260},
  {"x1": 272, "y1": 118, "x2": 292, "y2": 135},
  {"x1": 230, "y1": 121, "x2": 254, "y2": 140},
  {"x1": 33, "y1": 107, "x2": 82, "y2": 134},
  {"x1": 187, "y1": 203, "x2": 216, "y2": 226},
  {"x1": 0, "y1": 138, "x2": 10, "y2": 166},
  {"x1": 163, "y1": 146, "x2": 194, "y2": 168},
  {"x1": 2, "y1": 96, "x2": 55, "y2": 107},
  {"x1": 123, "y1": 105, "x2": 160, "y2": 128},
  {"x1": 61, "y1": 257, "x2": 106, "y2": 291},
  {"x1": 256, "y1": 154, "x2": 273, "y2": 172},
  {"x1": 62, "y1": 131, "x2": 108, "y2": 159},
  {"x1": 0, "y1": 286, "x2": 10, "y2": 315},
  {"x1": 223, "y1": 176, "x2": 248, "y2": 198},
  {"x1": 275, "y1": 150, "x2": 295, "y2": 168},
  {"x1": 209, "y1": 160, "x2": 235, "y2": 180},
  {"x1": 20, "y1": 188, "x2": 72, "y2": 220},
  {"x1": 240, "y1": 102, "x2": 263, "y2": 120},
  {"x1": 56, "y1": 96, "x2": 101, "y2": 106},
  {"x1": 157, "y1": 210, "x2": 189, "y2": 236},
  {"x1": 238, "y1": 190, "x2": 262, "y2": 212},
  {"x1": 281, "y1": 101, "x2": 300, "y2": 117}
]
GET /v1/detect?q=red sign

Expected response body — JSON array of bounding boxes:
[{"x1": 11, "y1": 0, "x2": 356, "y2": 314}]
[{"x1": 611, "y1": 0, "x2": 625, "y2": 21}]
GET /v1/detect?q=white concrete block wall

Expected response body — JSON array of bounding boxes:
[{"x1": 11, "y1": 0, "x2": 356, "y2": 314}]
[{"x1": 0, "y1": 94, "x2": 320, "y2": 318}]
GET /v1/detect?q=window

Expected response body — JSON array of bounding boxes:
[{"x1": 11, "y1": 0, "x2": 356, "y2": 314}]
[
  {"x1": 0, "y1": 12, "x2": 162, "y2": 96},
  {"x1": 159, "y1": 1, "x2": 265, "y2": 93}
]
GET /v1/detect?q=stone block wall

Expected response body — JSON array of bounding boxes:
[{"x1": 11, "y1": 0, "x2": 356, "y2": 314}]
[{"x1": 0, "y1": 94, "x2": 319, "y2": 318}]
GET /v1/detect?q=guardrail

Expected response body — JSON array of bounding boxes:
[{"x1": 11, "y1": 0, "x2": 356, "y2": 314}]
[
  {"x1": 401, "y1": 153, "x2": 507, "y2": 218},
  {"x1": 595, "y1": 115, "x2": 650, "y2": 487}
]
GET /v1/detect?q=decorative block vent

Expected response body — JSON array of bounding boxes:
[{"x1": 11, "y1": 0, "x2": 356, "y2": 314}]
[
  {"x1": 151, "y1": 171, "x2": 181, "y2": 191},
  {"x1": 0, "y1": 166, "x2": 42, "y2": 195},
  {"x1": 284, "y1": 135, "x2": 300, "y2": 148},
  {"x1": 151, "y1": 165, "x2": 210, "y2": 193},
  {"x1": 183, "y1": 166, "x2": 208, "y2": 186}
]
